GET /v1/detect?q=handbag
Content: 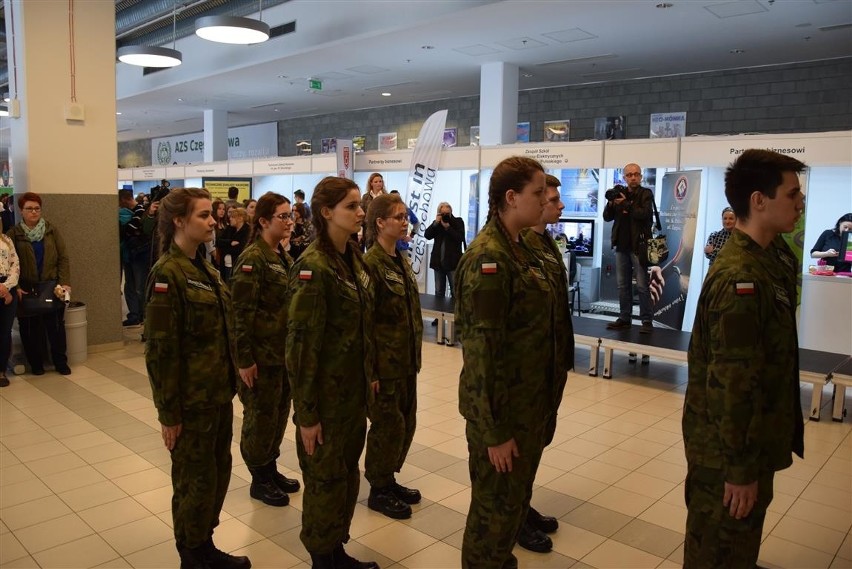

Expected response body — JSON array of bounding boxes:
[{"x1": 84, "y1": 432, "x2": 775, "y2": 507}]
[
  {"x1": 647, "y1": 198, "x2": 669, "y2": 266},
  {"x1": 19, "y1": 280, "x2": 62, "y2": 316}
]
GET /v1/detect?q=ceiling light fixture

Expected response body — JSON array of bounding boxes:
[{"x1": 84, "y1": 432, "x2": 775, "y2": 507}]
[
  {"x1": 117, "y1": 3, "x2": 182, "y2": 68},
  {"x1": 381, "y1": 92, "x2": 391, "y2": 97},
  {"x1": 0, "y1": 109, "x2": 8, "y2": 117},
  {"x1": 195, "y1": 0, "x2": 269, "y2": 45}
]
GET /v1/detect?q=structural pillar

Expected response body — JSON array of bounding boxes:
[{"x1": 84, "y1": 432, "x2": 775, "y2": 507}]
[
  {"x1": 5, "y1": 0, "x2": 122, "y2": 347},
  {"x1": 479, "y1": 62, "x2": 519, "y2": 146},
  {"x1": 204, "y1": 109, "x2": 228, "y2": 162}
]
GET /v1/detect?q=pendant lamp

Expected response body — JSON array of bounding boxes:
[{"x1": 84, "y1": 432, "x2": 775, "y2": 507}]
[
  {"x1": 118, "y1": 3, "x2": 182, "y2": 68},
  {"x1": 195, "y1": 0, "x2": 269, "y2": 45}
]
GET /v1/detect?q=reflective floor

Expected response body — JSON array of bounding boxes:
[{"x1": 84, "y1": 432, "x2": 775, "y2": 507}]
[{"x1": 1, "y1": 329, "x2": 850, "y2": 568}]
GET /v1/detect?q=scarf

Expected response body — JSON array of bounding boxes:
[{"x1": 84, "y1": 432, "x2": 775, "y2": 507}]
[{"x1": 21, "y1": 218, "x2": 46, "y2": 242}]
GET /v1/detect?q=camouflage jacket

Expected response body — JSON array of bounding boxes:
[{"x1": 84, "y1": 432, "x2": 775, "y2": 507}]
[
  {"x1": 145, "y1": 243, "x2": 237, "y2": 427},
  {"x1": 684, "y1": 229, "x2": 804, "y2": 483},
  {"x1": 230, "y1": 239, "x2": 293, "y2": 368},
  {"x1": 363, "y1": 244, "x2": 423, "y2": 380},
  {"x1": 522, "y1": 228, "x2": 575, "y2": 374},
  {"x1": 286, "y1": 240, "x2": 376, "y2": 427},
  {"x1": 455, "y1": 218, "x2": 556, "y2": 446}
]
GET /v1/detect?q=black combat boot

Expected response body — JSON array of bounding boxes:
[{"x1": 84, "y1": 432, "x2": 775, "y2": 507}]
[
  {"x1": 176, "y1": 543, "x2": 211, "y2": 569},
  {"x1": 265, "y1": 461, "x2": 300, "y2": 494},
  {"x1": 527, "y1": 506, "x2": 558, "y2": 534},
  {"x1": 201, "y1": 539, "x2": 251, "y2": 569},
  {"x1": 502, "y1": 553, "x2": 519, "y2": 569},
  {"x1": 333, "y1": 544, "x2": 379, "y2": 569},
  {"x1": 367, "y1": 486, "x2": 411, "y2": 519},
  {"x1": 309, "y1": 552, "x2": 335, "y2": 569},
  {"x1": 248, "y1": 466, "x2": 289, "y2": 507},
  {"x1": 389, "y1": 481, "x2": 421, "y2": 505},
  {"x1": 517, "y1": 520, "x2": 552, "y2": 553}
]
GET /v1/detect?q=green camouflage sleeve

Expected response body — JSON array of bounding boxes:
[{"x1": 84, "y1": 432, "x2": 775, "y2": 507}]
[
  {"x1": 230, "y1": 248, "x2": 260, "y2": 369},
  {"x1": 705, "y1": 276, "x2": 766, "y2": 484},
  {"x1": 456, "y1": 253, "x2": 513, "y2": 447},
  {"x1": 286, "y1": 259, "x2": 327, "y2": 427},
  {"x1": 144, "y1": 264, "x2": 185, "y2": 426}
]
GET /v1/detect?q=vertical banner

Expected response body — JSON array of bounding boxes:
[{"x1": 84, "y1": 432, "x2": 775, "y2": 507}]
[
  {"x1": 652, "y1": 171, "x2": 702, "y2": 330},
  {"x1": 336, "y1": 139, "x2": 354, "y2": 179},
  {"x1": 406, "y1": 110, "x2": 448, "y2": 290}
]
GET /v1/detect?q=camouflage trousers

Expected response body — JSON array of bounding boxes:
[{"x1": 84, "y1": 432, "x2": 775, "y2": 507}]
[
  {"x1": 684, "y1": 464, "x2": 775, "y2": 569},
  {"x1": 365, "y1": 373, "x2": 417, "y2": 488},
  {"x1": 462, "y1": 421, "x2": 546, "y2": 569},
  {"x1": 171, "y1": 401, "x2": 233, "y2": 549},
  {"x1": 296, "y1": 414, "x2": 367, "y2": 555},
  {"x1": 238, "y1": 364, "x2": 291, "y2": 469}
]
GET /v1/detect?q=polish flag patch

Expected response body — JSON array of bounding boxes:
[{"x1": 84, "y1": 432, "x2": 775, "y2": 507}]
[
  {"x1": 299, "y1": 270, "x2": 313, "y2": 281},
  {"x1": 735, "y1": 282, "x2": 755, "y2": 295},
  {"x1": 153, "y1": 282, "x2": 169, "y2": 294},
  {"x1": 240, "y1": 264, "x2": 253, "y2": 273},
  {"x1": 481, "y1": 262, "x2": 498, "y2": 274}
]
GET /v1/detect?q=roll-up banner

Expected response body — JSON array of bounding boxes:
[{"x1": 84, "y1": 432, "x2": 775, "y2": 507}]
[
  {"x1": 336, "y1": 139, "x2": 354, "y2": 179},
  {"x1": 405, "y1": 110, "x2": 448, "y2": 290},
  {"x1": 652, "y1": 170, "x2": 702, "y2": 330}
]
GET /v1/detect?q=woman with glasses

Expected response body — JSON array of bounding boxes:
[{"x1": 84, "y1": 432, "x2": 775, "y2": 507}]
[
  {"x1": 286, "y1": 177, "x2": 378, "y2": 569},
  {"x1": 7, "y1": 192, "x2": 72, "y2": 375},
  {"x1": 230, "y1": 192, "x2": 301, "y2": 508},
  {"x1": 362, "y1": 193, "x2": 423, "y2": 520}
]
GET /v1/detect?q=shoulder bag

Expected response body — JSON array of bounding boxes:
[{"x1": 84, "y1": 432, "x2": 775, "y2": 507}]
[{"x1": 19, "y1": 280, "x2": 61, "y2": 316}]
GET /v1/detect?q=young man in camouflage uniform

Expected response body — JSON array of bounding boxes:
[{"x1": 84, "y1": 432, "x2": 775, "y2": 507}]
[{"x1": 683, "y1": 149, "x2": 806, "y2": 568}]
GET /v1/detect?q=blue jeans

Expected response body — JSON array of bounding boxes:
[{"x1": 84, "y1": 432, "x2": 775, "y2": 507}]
[
  {"x1": 615, "y1": 251, "x2": 652, "y2": 323},
  {"x1": 123, "y1": 251, "x2": 149, "y2": 323},
  {"x1": 434, "y1": 269, "x2": 455, "y2": 298}
]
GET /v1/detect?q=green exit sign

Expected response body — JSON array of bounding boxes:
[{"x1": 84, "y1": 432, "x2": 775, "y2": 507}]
[{"x1": 309, "y1": 79, "x2": 322, "y2": 91}]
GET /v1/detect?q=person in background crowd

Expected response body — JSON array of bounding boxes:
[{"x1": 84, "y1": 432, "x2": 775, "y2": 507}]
[
  {"x1": 286, "y1": 177, "x2": 378, "y2": 569},
  {"x1": 603, "y1": 163, "x2": 654, "y2": 333},
  {"x1": 360, "y1": 173, "x2": 387, "y2": 216},
  {"x1": 8, "y1": 192, "x2": 72, "y2": 376},
  {"x1": 119, "y1": 189, "x2": 152, "y2": 326},
  {"x1": 217, "y1": 207, "x2": 250, "y2": 282},
  {"x1": 363, "y1": 193, "x2": 423, "y2": 521},
  {"x1": 424, "y1": 202, "x2": 465, "y2": 298},
  {"x1": 388, "y1": 190, "x2": 419, "y2": 252},
  {"x1": 0, "y1": 232, "x2": 19, "y2": 387},
  {"x1": 683, "y1": 149, "x2": 806, "y2": 568},
  {"x1": 1, "y1": 194, "x2": 15, "y2": 233},
  {"x1": 516, "y1": 174, "x2": 574, "y2": 554},
  {"x1": 144, "y1": 188, "x2": 249, "y2": 569},
  {"x1": 136, "y1": 193, "x2": 150, "y2": 208},
  {"x1": 289, "y1": 202, "x2": 312, "y2": 260},
  {"x1": 704, "y1": 206, "x2": 737, "y2": 266},
  {"x1": 225, "y1": 186, "x2": 240, "y2": 209},
  {"x1": 230, "y1": 192, "x2": 301, "y2": 508},
  {"x1": 810, "y1": 212, "x2": 852, "y2": 273},
  {"x1": 243, "y1": 199, "x2": 257, "y2": 222},
  {"x1": 294, "y1": 189, "x2": 311, "y2": 220},
  {"x1": 455, "y1": 156, "x2": 553, "y2": 569}
]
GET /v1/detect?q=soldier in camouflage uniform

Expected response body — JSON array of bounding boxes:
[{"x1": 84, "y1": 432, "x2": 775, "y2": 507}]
[
  {"x1": 286, "y1": 177, "x2": 379, "y2": 569},
  {"x1": 515, "y1": 174, "x2": 575, "y2": 553},
  {"x1": 456, "y1": 157, "x2": 555, "y2": 569},
  {"x1": 683, "y1": 149, "x2": 806, "y2": 568},
  {"x1": 144, "y1": 188, "x2": 250, "y2": 569},
  {"x1": 230, "y1": 192, "x2": 301, "y2": 507},
  {"x1": 362, "y1": 193, "x2": 424, "y2": 520}
]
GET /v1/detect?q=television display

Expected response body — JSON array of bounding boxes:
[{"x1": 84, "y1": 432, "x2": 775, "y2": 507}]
[{"x1": 549, "y1": 218, "x2": 595, "y2": 257}]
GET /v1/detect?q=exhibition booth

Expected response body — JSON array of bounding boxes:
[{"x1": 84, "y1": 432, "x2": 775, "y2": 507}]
[{"x1": 117, "y1": 130, "x2": 852, "y2": 353}]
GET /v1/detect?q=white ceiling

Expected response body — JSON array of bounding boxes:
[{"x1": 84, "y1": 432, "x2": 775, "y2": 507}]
[{"x1": 115, "y1": 0, "x2": 852, "y2": 142}]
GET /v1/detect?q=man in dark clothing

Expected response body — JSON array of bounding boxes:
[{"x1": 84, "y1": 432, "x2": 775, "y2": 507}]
[
  {"x1": 424, "y1": 202, "x2": 465, "y2": 297},
  {"x1": 225, "y1": 186, "x2": 240, "y2": 209},
  {"x1": 119, "y1": 189, "x2": 152, "y2": 326},
  {"x1": 602, "y1": 163, "x2": 654, "y2": 333}
]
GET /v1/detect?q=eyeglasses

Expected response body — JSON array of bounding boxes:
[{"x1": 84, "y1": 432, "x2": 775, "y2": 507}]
[
  {"x1": 384, "y1": 213, "x2": 408, "y2": 222},
  {"x1": 23, "y1": 207, "x2": 41, "y2": 212},
  {"x1": 271, "y1": 212, "x2": 293, "y2": 221}
]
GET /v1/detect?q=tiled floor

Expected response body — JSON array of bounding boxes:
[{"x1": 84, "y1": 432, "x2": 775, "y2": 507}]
[{"x1": 1, "y1": 328, "x2": 851, "y2": 568}]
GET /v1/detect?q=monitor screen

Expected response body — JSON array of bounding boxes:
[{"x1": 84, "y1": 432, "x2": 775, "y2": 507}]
[
  {"x1": 549, "y1": 218, "x2": 595, "y2": 257},
  {"x1": 840, "y1": 231, "x2": 852, "y2": 264}
]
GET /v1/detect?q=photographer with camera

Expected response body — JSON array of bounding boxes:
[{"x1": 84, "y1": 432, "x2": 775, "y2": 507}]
[
  {"x1": 602, "y1": 163, "x2": 654, "y2": 333},
  {"x1": 424, "y1": 202, "x2": 465, "y2": 298}
]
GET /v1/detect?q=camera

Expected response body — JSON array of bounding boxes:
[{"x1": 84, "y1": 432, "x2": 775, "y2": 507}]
[
  {"x1": 605, "y1": 184, "x2": 627, "y2": 201},
  {"x1": 441, "y1": 213, "x2": 451, "y2": 223},
  {"x1": 150, "y1": 179, "x2": 171, "y2": 203}
]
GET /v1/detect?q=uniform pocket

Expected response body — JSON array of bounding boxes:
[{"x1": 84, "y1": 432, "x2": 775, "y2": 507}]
[{"x1": 185, "y1": 287, "x2": 220, "y2": 340}]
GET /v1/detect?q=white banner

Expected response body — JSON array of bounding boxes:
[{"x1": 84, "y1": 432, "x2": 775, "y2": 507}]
[
  {"x1": 405, "y1": 110, "x2": 448, "y2": 290},
  {"x1": 151, "y1": 122, "x2": 278, "y2": 165},
  {"x1": 336, "y1": 139, "x2": 354, "y2": 179}
]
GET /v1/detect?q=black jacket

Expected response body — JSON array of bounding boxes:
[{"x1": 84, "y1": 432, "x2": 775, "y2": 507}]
[
  {"x1": 603, "y1": 185, "x2": 654, "y2": 259},
  {"x1": 424, "y1": 215, "x2": 465, "y2": 271}
]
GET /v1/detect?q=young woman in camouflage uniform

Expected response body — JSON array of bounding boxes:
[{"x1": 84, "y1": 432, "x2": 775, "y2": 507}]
[
  {"x1": 455, "y1": 157, "x2": 555, "y2": 569},
  {"x1": 230, "y1": 192, "x2": 301, "y2": 507},
  {"x1": 286, "y1": 177, "x2": 379, "y2": 569},
  {"x1": 362, "y1": 193, "x2": 423, "y2": 520},
  {"x1": 144, "y1": 188, "x2": 249, "y2": 569}
]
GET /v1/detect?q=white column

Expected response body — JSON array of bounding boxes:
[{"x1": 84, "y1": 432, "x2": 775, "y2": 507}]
[
  {"x1": 479, "y1": 62, "x2": 519, "y2": 146},
  {"x1": 203, "y1": 109, "x2": 228, "y2": 162}
]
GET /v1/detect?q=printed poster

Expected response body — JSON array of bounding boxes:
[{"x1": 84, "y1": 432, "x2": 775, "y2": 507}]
[
  {"x1": 296, "y1": 139, "x2": 312, "y2": 156},
  {"x1": 407, "y1": 138, "x2": 418, "y2": 149},
  {"x1": 336, "y1": 139, "x2": 354, "y2": 179},
  {"x1": 353, "y1": 135, "x2": 366, "y2": 154},
  {"x1": 321, "y1": 138, "x2": 337, "y2": 154},
  {"x1": 544, "y1": 120, "x2": 570, "y2": 142},
  {"x1": 442, "y1": 128, "x2": 457, "y2": 148},
  {"x1": 470, "y1": 126, "x2": 480, "y2": 147},
  {"x1": 516, "y1": 122, "x2": 530, "y2": 143},
  {"x1": 379, "y1": 132, "x2": 398, "y2": 152},
  {"x1": 594, "y1": 116, "x2": 626, "y2": 140},
  {"x1": 650, "y1": 112, "x2": 686, "y2": 138}
]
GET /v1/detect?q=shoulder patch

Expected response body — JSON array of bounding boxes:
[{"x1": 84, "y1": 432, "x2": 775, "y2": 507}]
[
  {"x1": 481, "y1": 262, "x2": 498, "y2": 274},
  {"x1": 153, "y1": 282, "x2": 169, "y2": 294},
  {"x1": 240, "y1": 264, "x2": 253, "y2": 273},
  {"x1": 734, "y1": 282, "x2": 755, "y2": 295},
  {"x1": 299, "y1": 270, "x2": 313, "y2": 281}
]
